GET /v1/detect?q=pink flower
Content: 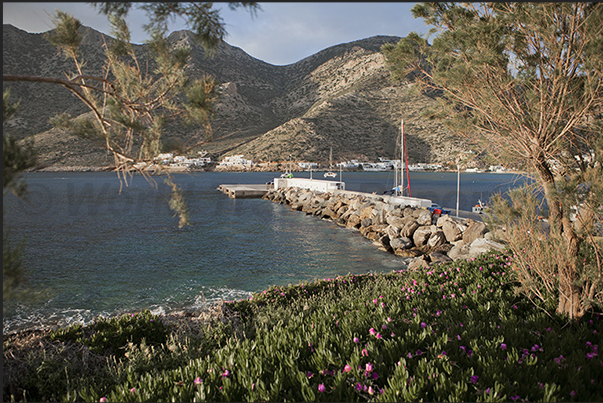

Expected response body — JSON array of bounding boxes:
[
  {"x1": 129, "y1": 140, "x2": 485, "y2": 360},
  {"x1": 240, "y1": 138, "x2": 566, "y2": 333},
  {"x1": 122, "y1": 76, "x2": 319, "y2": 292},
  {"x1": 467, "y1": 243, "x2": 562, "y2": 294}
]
[
  {"x1": 501, "y1": 343, "x2": 507, "y2": 350},
  {"x1": 99, "y1": 398, "x2": 108, "y2": 403},
  {"x1": 365, "y1": 363, "x2": 374, "y2": 372},
  {"x1": 421, "y1": 322, "x2": 427, "y2": 328},
  {"x1": 353, "y1": 337, "x2": 360, "y2": 343},
  {"x1": 130, "y1": 388, "x2": 135, "y2": 394},
  {"x1": 368, "y1": 386, "x2": 375, "y2": 395},
  {"x1": 318, "y1": 383, "x2": 326, "y2": 393},
  {"x1": 376, "y1": 333, "x2": 382, "y2": 339},
  {"x1": 369, "y1": 328, "x2": 376, "y2": 335},
  {"x1": 343, "y1": 364, "x2": 352, "y2": 373},
  {"x1": 470, "y1": 375, "x2": 479, "y2": 384},
  {"x1": 362, "y1": 349, "x2": 368, "y2": 357},
  {"x1": 194, "y1": 377, "x2": 202, "y2": 386},
  {"x1": 222, "y1": 369, "x2": 230, "y2": 378}
]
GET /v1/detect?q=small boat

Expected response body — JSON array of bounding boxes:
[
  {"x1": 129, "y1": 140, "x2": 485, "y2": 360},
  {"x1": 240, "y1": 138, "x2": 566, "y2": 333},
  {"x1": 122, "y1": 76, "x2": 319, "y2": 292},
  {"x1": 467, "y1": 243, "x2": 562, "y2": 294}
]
[
  {"x1": 281, "y1": 154, "x2": 294, "y2": 178},
  {"x1": 472, "y1": 200, "x2": 487, "y2": 214},
  {"x1": 324, "y1": 147, "x2": 338, "y2": 178}
]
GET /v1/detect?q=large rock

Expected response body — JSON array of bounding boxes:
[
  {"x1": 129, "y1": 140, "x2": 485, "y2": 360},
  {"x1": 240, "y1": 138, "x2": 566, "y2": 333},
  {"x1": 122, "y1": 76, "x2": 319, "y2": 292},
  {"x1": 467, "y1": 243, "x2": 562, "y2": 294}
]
[
  {"x1": 386, "y1": 207, "x2": 403, "y2": 220},
  {"x1": 442, "y1": 220, "x2": 463, "y2": 243},
  {"x1": 365, "y1": 229, "x2": 381, "y2": 241},
  {"x1": 413, "y1": 226, "x2": 433, "y2": 247},
  {"x1": 448, "y1": 242, "x2": 471, "y2": 260},
  {"x1": 432, "y1": 243, "x2": 454, "y2": 254},
  {"x1": 395, "y1": 248, "x2": 423, "y2": 258},
  {"x1": 390, "y1": 236, "x2": 413, "y2": 250},
  {"x1": 321, "y1": 208, "x2": 337, "y2": 220},
  {"x1": 416, "y1": 209, "x2": 433, "y2": 226},
  {"x1": 463, "y1": 221, "x2": 488, "y2": 244},
  {"x1": 358, "y1": 204, "x2": 374, "y2": 221},
  {"x1": 385, "y1": 225, "x2": 400, "y2": 239},
  {"x1": 400, "y1": 220, "x2": 420, "y2": 238},
  {"x1": 468, "y1": 238, "x2": 506, "y2": 257},
  {"x1": 403, "y1": 206, "x2": 416, "y2": 217},
  {"x1": 361, "y1": 217, "x2": 373, "y2": 228},
  {"x1": 378, "y1": 234, "x2": 391, "y2": 252},
  {"x1": 429, "y1": 252, "x2": 452, "y2": 265},
  {"x1": 336, "y1": 205, "x2": 348, "y2": 217},
  {"x1": 346, "y1": 214, "x2": 362, "y2": 229},
  {"x1": 436, "y1": 214, "x2": 453, "y2": 228},
  {"x1": 427, "y1": 230, "x2": 447, "y2": 249},
  {"x1": 408, "y1": 255, "x2": 430, "y2": 270},
  {"x1": 386, "y1": 216, "x2": 405, "y2": 227},
  {"x1": 372, "y1": 205, "x2": 387, "y2": 225}
]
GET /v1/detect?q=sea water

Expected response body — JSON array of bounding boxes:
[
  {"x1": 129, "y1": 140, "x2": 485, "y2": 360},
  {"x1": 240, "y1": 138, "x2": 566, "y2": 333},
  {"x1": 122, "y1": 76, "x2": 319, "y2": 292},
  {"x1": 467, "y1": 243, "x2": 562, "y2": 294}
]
[{"x1": 3, "y1": 171, "x2": 527, "y2": 332}]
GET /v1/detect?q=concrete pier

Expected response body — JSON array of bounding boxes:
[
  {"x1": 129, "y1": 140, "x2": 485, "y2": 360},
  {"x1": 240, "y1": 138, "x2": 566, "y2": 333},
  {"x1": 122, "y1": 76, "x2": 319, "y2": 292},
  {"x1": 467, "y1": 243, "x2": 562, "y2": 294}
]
[{"x1": 218, "y1": 183, "x2": 272, "y2": 199}]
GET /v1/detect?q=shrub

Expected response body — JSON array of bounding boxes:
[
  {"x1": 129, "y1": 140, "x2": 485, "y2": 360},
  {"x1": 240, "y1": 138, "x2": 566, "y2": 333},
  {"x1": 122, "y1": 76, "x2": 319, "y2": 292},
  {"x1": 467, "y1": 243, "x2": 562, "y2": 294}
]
[{"x1": 50, "y1": 310, "x2": 169, "y2": 357}]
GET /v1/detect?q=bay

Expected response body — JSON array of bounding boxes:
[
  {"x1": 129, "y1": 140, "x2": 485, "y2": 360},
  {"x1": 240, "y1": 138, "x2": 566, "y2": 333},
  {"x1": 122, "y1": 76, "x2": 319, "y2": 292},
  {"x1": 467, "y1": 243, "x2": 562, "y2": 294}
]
[{"x1": 3, "y1": 171, "x2": 528, "y2": 332}]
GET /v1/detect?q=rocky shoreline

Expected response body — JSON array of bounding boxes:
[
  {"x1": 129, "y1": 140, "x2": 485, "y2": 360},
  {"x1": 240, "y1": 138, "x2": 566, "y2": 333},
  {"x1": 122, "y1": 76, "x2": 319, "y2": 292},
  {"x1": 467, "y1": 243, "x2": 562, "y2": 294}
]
[{"x1": 263, "y1": 186, "x2": 507, "y2": 269}]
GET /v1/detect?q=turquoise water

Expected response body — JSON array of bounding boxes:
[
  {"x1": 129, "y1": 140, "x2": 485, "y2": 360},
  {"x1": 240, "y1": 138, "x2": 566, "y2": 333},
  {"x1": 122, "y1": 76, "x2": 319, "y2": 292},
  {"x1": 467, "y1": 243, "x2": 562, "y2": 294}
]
[{"x1": 3, "y1": 171, "x2": 527, "y2": 332}]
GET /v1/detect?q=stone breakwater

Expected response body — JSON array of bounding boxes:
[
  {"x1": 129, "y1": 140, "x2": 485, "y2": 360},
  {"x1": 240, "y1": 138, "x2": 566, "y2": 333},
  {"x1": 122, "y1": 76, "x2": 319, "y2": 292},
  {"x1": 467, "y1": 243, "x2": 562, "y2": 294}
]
[{"x1": 263, "y1": 187, "x2": 506, "y2": 269}]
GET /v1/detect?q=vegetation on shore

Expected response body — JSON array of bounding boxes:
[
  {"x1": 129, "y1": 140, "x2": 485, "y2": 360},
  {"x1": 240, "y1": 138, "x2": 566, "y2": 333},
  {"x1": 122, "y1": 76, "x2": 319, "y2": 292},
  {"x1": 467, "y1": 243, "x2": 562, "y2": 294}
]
[{"x1": 4, "y1": 252, "x2": 602, "y2": 402}]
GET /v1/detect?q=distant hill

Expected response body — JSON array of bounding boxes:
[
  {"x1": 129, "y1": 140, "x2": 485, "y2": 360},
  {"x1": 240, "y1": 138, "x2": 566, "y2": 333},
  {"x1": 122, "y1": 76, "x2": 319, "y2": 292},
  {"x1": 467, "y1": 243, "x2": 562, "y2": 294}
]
[{"x1": 3, "y1": 23, "x2": 474, "y2": 169}]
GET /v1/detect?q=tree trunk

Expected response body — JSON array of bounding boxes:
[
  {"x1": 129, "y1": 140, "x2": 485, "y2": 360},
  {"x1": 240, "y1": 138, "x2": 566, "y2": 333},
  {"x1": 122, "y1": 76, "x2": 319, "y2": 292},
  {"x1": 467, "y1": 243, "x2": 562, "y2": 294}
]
[
  {"x1": 534, "y1": 155, "x2": 584, "y2": 319},
  {"x1": 557, "y1": 217, "x2": 583, "y2": 319}
]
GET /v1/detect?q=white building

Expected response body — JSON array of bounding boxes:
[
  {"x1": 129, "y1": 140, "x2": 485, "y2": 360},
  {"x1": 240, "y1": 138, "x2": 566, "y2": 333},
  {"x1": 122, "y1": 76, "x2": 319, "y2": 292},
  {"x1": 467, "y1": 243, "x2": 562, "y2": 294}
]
[
  {"x1": 337, "y1": 160, "x2": 360, "y2": 169},
  {"x1": 218, "y1": 155, "x2": 254, "y2": 167},
  {"x1": 489, "y1": 165, "x2": 507, "y2": 173},
  {"x1": 298, "y1": 162, "x2": 319, "y2": 170}
]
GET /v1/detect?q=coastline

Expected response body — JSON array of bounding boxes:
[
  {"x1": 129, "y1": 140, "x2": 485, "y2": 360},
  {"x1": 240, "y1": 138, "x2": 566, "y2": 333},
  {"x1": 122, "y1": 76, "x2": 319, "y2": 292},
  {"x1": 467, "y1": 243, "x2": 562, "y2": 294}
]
[{"x1": 26, "y1": 164, "x2": 525, "y2": 175}]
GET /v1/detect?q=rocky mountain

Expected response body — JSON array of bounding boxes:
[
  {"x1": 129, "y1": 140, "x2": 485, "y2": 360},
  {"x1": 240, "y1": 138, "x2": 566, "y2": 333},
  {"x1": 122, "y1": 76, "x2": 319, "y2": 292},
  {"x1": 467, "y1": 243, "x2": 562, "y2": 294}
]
[{"x1": 3, "y1": 23, "x2": 473, "y2": 169}]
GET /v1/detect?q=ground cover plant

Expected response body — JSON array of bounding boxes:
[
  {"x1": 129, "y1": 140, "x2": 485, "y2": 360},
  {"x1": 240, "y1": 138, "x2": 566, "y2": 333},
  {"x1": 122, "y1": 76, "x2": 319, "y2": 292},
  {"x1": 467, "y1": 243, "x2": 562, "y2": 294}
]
[{"x1": 3, "y1": 253, "x2": 602, "y2": 402}]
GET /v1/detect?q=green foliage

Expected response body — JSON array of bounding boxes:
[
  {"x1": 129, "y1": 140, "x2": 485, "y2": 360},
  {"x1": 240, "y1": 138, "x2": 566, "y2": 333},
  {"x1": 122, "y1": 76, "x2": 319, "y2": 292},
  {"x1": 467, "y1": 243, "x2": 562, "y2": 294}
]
[
  {"x1": 2, "y1": 229, "x2": 26, "y2": 305},
  {"x1": 382, "y1": 2, "x2": 603, "y2": 319},
  {"x1": 3, "y1": 90, "x2": 36, "y2": 197},
  {"x1": 44, "y1": 11, "x2": 83, "y2": 59},
  {"x1": 50, "y1": 310, "x2": 169, "y2": 357},
  {"x1": 8, "y1": 255, "x2": 602, "y2": 402}
]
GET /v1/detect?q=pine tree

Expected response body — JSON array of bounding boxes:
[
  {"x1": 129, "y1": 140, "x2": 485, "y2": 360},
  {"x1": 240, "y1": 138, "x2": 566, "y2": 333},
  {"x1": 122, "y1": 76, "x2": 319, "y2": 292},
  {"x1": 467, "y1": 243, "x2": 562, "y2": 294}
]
[{"x1": 383, "y1": 3, "x2": 603, "y2": 318}]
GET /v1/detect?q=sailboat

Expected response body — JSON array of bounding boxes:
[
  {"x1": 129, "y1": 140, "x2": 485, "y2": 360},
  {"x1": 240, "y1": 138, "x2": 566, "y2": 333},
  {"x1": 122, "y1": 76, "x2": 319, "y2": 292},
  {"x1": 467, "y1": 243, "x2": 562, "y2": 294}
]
[
  {"x1": 393, "y1": 118, "x2": 411, "y2": 196},
  {"x1": 324, "y1": 147, "x2": 337, "y2": 178},
  {"x1": 280, "y1": 154, "x2": 293, "y2": 178}
]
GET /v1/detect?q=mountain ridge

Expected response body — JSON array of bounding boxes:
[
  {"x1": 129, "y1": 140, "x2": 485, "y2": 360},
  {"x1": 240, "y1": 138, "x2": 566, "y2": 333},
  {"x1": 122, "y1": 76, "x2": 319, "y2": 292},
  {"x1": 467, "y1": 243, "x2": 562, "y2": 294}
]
[{"x1": 3, "y1": 23, "x2": 474, "y2": 169}]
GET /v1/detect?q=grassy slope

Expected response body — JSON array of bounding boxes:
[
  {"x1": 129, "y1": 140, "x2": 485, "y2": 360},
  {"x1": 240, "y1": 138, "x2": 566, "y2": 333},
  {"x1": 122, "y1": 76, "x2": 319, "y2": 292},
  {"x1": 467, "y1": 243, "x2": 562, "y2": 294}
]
[{"x1": 3, "y1": 253, "x2": 602, "y2": 402}]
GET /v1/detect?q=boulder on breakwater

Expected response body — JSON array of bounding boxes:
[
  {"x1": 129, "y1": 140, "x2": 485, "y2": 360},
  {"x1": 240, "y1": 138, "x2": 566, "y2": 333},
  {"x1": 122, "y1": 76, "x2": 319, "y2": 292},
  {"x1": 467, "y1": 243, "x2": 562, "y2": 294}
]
[{"x1": 263, "y1": 187, "x2": 506, "y2": 268}]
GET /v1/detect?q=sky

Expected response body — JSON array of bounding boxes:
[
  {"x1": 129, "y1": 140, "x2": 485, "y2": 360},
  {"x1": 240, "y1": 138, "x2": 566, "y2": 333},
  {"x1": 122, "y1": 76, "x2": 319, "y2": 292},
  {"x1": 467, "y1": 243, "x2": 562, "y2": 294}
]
[{"x1": 2, "y1": 2, "x2": 433, "y2": 66}]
